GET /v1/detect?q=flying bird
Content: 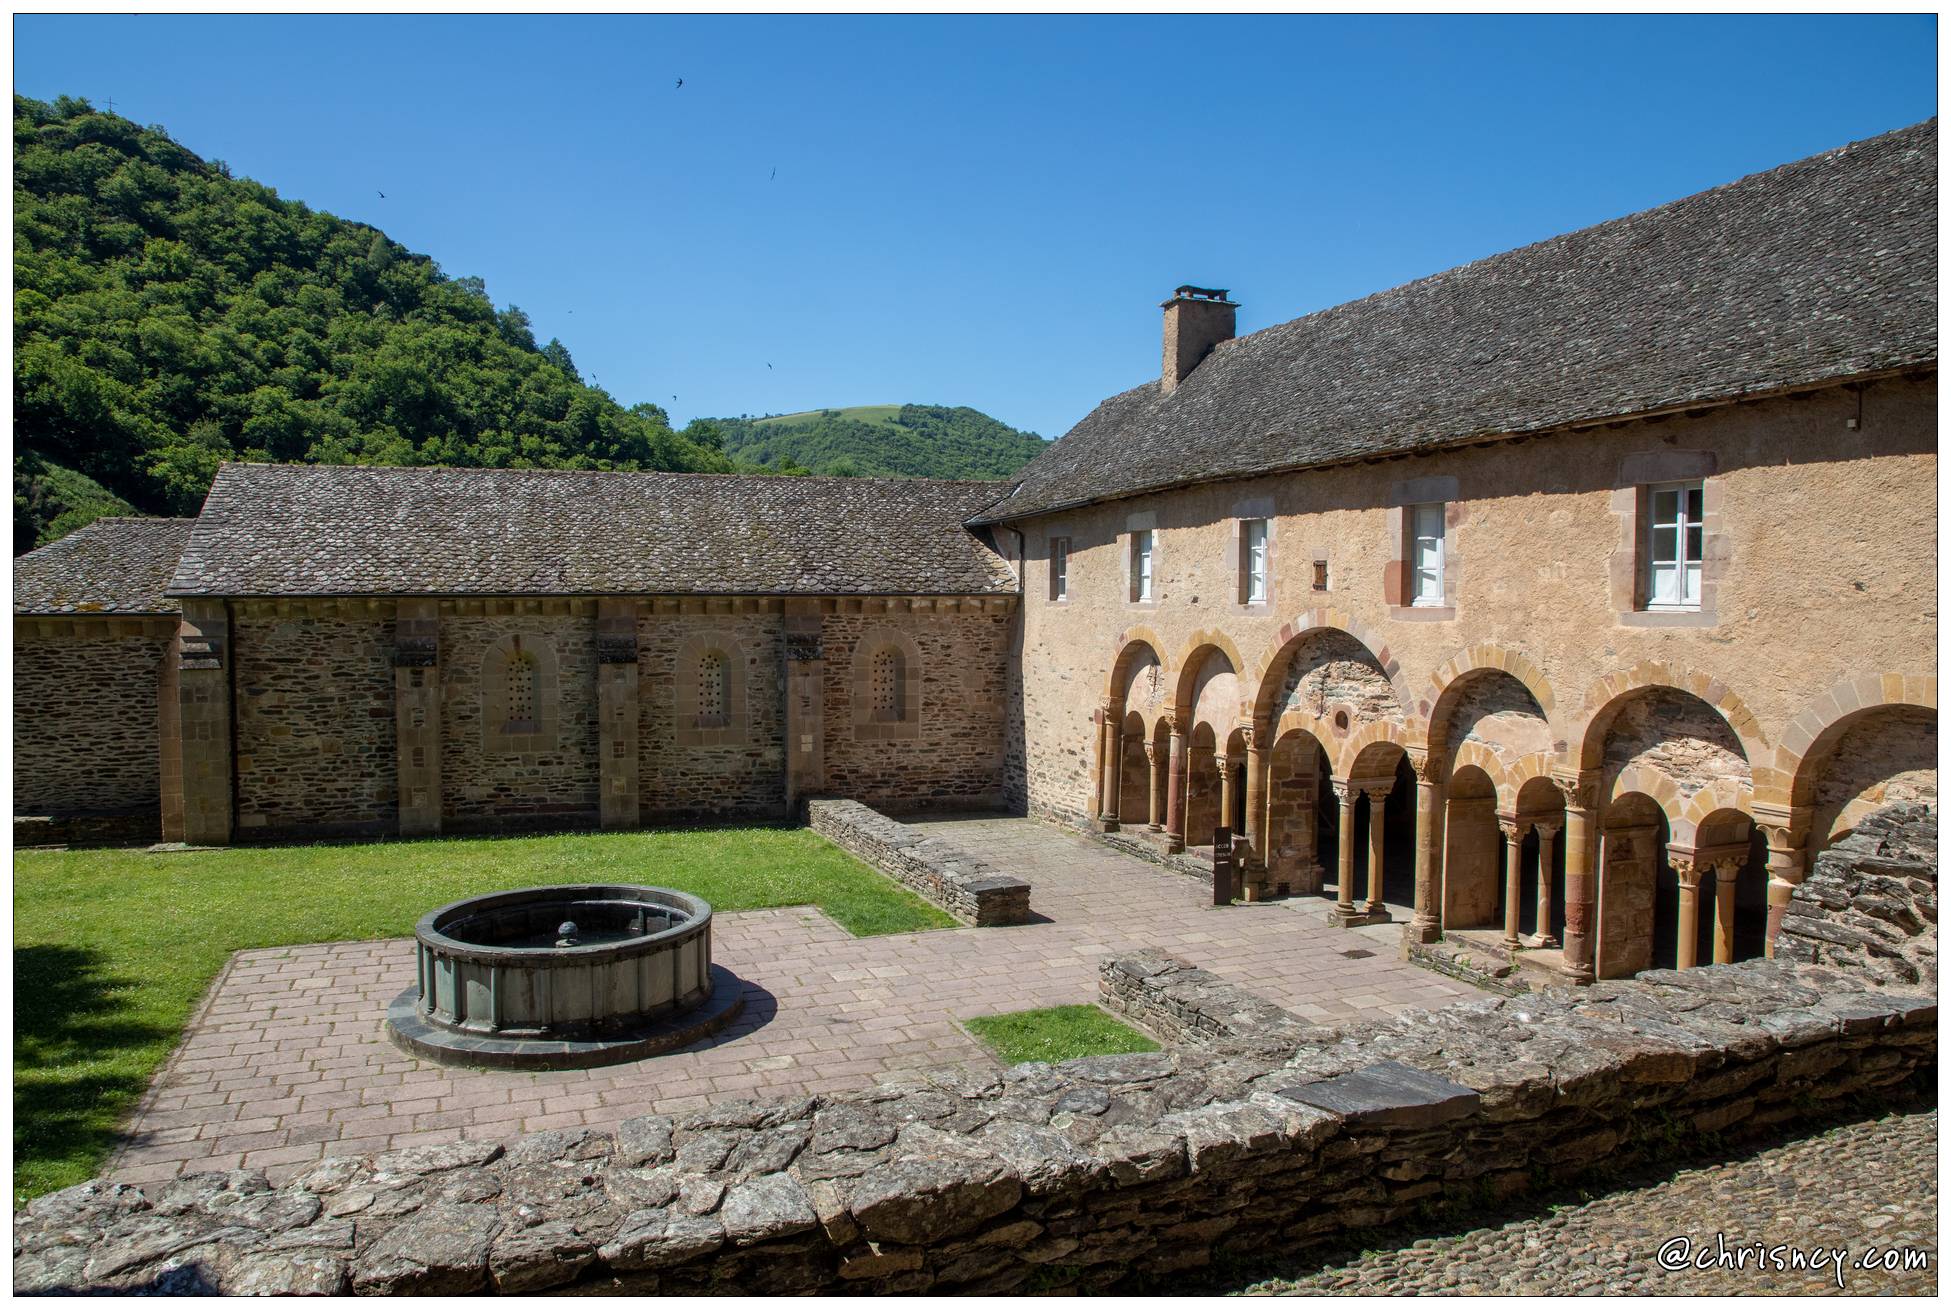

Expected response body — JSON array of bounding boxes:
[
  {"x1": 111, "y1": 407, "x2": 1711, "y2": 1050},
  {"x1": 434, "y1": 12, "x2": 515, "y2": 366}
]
[
  {"x1": 377, "y1": 190, "x2": 386, "y2": 199},
  {"x1": 675, "y1": 78, "x2": 684, "y2": 90},
  {"x1": 766, "y1": 363, "x2": 773, "y2": 370},
  {"x1": 769, "y1": 167, "x2": 776, "y2": 182}
]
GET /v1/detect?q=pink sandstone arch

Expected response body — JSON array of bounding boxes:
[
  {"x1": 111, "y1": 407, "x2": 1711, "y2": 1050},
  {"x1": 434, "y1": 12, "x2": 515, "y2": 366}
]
[
  {"x1": 1103, "y1": 629, "x2": 1167, "y2": 707},
  {"x1": 1774, "y1": 673, "x2": 1937, "y2": 809},
  {"x1": 1171, "y1": 629, "x2": 1249, "y2": 726},
  {"x1": 1421, "y1": 644, "x2": 1560, "y2": 751},
  {"x1": 1573, "y1": 663, "x2": 1769, "y2": 776},
  {"x1": 1248, "y1": 609, "x2": 1411, "y2": 739}
]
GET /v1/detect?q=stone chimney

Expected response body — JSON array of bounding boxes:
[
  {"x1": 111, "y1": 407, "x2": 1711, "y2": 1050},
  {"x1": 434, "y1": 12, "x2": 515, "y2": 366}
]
[{"x1": 1160, "y1": 285, "x2": 1237, "y2": 393}]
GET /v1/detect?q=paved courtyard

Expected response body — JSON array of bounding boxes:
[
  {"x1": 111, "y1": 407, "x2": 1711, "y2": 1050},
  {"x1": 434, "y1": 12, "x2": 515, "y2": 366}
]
[{"x1": 106, "y1": 815, "x2": 1472, "y2": 1187}]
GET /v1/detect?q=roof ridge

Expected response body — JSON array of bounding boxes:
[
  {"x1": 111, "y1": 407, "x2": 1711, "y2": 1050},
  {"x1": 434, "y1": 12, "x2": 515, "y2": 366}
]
[{"x1": 211, "y1": 461, "x2": 1010, "y2": 489}]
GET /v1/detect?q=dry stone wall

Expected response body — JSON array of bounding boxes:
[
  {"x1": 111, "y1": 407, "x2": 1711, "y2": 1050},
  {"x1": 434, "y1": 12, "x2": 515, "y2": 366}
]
[
  {"x1": 1777, "y1": 803, "x2": 1938, "y2": 988},
  {"x1": 233, "y1": 609, "x2": 396, "y2": 837},
  {"x1": 821, "y1": 608, "x2": 1011, "y2": 813},
  {"x1": 806, "y1": 799, "x2": 1031, "y2": 926},
  {"x1": 12, "y1": 624, "x2": 169, "y2": 823},
  {"x1": 17, "y1": 958, "x2": 1933, "y2": 1295}
]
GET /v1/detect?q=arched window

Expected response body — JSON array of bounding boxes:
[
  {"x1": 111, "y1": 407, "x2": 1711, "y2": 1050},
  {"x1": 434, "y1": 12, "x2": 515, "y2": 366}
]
[
  {"x1": 483, "y1": 633, "x2": 559, "y2": 754},
  {"x1": 675, "y1": 635, "x2": 747, "y2": 747},
  {"x1": 505, "y1": 647, "x2": 539, "y2": 733},
  {"x1": 697, "y1": 652, "x2": 728, "y2": 728},
  {"x1": 870, "y1": 647, "x2": 904, "y2": 722},
  {"x1": 852, "y1": 628, "x2": 922, "y2": 742}
]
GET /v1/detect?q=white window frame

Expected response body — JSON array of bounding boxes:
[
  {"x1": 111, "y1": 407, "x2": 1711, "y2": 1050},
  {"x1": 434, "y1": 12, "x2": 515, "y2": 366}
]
[
  {"x1": 1130, "y1": 530, "x2": 1154, "y2": 602},
  {"x1": 1409, "y1": 502, "x2": 1446, "y2": 607},
  {"x1": 1049, "y1": 536, "x2": 1069, "y2": 602},
  {"x1": 1241, "y1": 519, "x2": 1269, "y2": 604},
  {"x1": 1643, "y1": 480, "x2": 1704, "y2": 611}
]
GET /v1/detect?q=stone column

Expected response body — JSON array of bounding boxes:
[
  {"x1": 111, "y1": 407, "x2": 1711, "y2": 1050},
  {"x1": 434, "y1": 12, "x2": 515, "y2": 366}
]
[
  {"x1": 1165, "y1": 719, "x2": 1187, "y2": 853},
  {"x1": 1499, "y1": 817, "x2": 1526, "y2": 950},
  {"x1": 783, "y1": 603, "x2": 826, "y2": 812},
  {"x1": 394, "y1": 599, "x2": 442, "y2": 838},
  {"x1": 1363, "y1": 780, "x2": 1393, "y2": 920},
  {"x1": 1214, "y1": 753, "x2": 1234, "y2": 850},
  {"x1": 1329, "y1": 779, "x2": 1359, "y2": 926},
  {"x1": 175, "y1": 599, "x2": 233, "y2": 847},
  {"x1": 1408, "y1": 749, "x2": 1443, "y2": 944},
  {"x1": 157, "y1": 627, "x2": 185, "y2": 844},
  {"x1": 1097, "y1": 706, "x2": 1121, "y2": 830},
  {"x1": 1240, "y1": 728, "x2": 1266, "y2": 869},
  {"x1": 1145, "y1": 741, "x2": 1164, "y2": 830},
  {"x1": 1711, "y1": 857, "x2": 1739, "y2": 965},
  {"x1": 1672, "y1": 853, "x2": 1702, "y2": 970},
  {"x1": 1532, "y1": 820, "x2": 1561, "y2": 948},
  {"x1": 1754, "y1": 806, "x2": 1810, "y2": 959},
  {"x1": 596, "y1": 598, "x2": 641, "y2": 830},
  {"x1": 1556, "y1": 771, "x2": 1598, "y2": 983}
]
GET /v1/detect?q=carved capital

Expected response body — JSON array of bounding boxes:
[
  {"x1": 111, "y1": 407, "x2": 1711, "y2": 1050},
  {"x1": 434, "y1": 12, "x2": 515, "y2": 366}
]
[
  {"x1": 1405, "y1": 745, "x2": 1437, "y2": 782},
  {"x1": 1361, "y1": 780, "x2": 1394, "y2": 803},
  {"x1": 1331, "y1": 777, "x2": 1357, "y2": 804},
  {"x1": 1531, "y1": 819, "x2": 1562, "y2": 841},
  {"x1": 1552, "y1": 769, "x2": 1599, "y2": 812},
  {"x1": 1669, "y1": 852, "x2": 1701, "y2": 886}
]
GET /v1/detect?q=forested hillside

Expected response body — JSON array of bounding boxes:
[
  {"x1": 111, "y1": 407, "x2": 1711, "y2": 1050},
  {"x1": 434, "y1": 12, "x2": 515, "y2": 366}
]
[
  {"x1": 706, "y1": 404, "x2": 1045, "y2": 479},
  {"x1": 13, "y1": 94, "x2": 735, "y2": 550}
]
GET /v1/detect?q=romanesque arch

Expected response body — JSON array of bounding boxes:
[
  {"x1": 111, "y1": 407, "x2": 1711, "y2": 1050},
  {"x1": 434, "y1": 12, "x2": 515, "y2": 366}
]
[
  {"x1": 1425, "y1": 662, "x2": 1556, "y2": 786},
  {"x1": 1105, "y1": 629, "x2": 1167, "y2": 706},
  {"x1": 1573, "y1": 664, "x2": 1768, "y2": 773},
  {"x1": 1171, "y1": 631, "x2": 1248, "y2": 728},
  {"x1": 1420, "y1": 644, "x2": 1558, "y2": 740},
  {"x1": 1775, "y1": 675, "x2": 1937, "y2": 851},
  {"x1": 1251, "y1": 618, "x2": 1407, "y2": 762}
]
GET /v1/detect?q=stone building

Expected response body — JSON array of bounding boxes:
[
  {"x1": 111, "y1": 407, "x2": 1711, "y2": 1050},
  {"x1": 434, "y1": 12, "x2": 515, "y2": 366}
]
[{"x1": 13, "y1": 118, "x2": 1937, "y2": 984}]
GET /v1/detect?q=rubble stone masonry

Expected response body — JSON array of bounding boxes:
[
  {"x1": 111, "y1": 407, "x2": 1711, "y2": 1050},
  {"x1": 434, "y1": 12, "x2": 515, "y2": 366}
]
[{"x1": 13, "y1": 619, "x2": 172, "y2": 823}]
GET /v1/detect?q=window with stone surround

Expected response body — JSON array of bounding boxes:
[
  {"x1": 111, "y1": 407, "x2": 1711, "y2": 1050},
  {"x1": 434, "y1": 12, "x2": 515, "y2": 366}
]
[
  {"x1": 675, "y1": 635, "x2": 747, "y2": 748},
  {"x1": 1408, "y1": 503, "x2": 1446, "y2": 606},
  {"x1": 1130, "y1": 529, "x2": 1154, "y2": 602},
  {"x1": 1642, "y1": 481, "x2": 1704, "y2": 610},
  {"x1": 852, "y1": 628, "x2": 922, "y2": 742},
  {"x1": 1239, "y1": 518, "x2": 1269, "y2": 604},
  {"x1": 482, "y1": 633, "x2": 560, "y2": 754}
]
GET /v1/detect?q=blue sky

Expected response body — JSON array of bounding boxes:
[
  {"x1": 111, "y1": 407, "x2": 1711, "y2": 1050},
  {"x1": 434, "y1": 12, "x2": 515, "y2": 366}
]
[{"x1": 14, "y1": 14, "x2": 1938, "y2": 439}]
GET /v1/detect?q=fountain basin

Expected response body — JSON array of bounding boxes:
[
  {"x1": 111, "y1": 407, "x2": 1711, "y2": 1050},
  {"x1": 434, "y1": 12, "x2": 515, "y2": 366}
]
[{"x1": 384, "y1": 883, "x2": 743, "y2": 1069}]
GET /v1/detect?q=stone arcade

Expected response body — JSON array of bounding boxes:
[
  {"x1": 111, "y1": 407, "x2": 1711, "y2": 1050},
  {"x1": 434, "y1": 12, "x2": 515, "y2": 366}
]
[{"x1": 13, "y1": 119, "x2": 1939, "y2": 988}]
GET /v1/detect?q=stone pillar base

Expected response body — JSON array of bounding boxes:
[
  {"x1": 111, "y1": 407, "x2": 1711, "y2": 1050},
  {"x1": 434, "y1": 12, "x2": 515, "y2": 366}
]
[
  {"x1": 1328, "y1": 906, "x2": 1390, "y2": 929},
  {"x1": 1096, "y1": 816, "x2": 1121, "y2": 833},
  {"x1": 1407, "y1": 917, "x2": 1442, "y2": 945}
]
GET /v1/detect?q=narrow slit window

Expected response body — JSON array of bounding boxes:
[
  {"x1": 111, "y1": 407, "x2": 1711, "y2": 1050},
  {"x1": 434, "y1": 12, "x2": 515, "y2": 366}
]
[
  {"x1": 697, "y1": 652, "x2": 728, "y2": 727},
  {"x1": 1130, "y1": 530, "x2": 1154, "y2": 602},
  {"x1": 1410, "y1": 503, "x2": 1445, "y2": 606},
  {"x1": 1241, "y1": 519, "x2": 1268, "y2": 604},
  {"x1": 1050, "y1": 536, "x2": 1070, "y2": 602}
]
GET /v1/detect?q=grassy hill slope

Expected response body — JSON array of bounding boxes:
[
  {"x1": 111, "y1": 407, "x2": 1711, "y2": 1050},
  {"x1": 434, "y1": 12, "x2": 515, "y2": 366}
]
[
  {"x1": 708, "y1": 404, "x2": 1045, "y2": 479},
  {"x1": 12, "y1": 94, "x2": 736, "y2": 551}
]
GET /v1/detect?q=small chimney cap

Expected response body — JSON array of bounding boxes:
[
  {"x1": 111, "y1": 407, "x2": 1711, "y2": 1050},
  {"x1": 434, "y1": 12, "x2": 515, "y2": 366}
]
[{"x1": 1171, "y1": 285, "x2": 1233, "y2": 303}]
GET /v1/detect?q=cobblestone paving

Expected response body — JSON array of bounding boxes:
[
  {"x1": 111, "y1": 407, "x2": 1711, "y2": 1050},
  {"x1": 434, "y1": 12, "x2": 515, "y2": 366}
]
[
  {"x1": 106, "y1": 815, "x2": 1471, "y2": 1187},
  {"x1": 1239, "y1": 1107, "x2": 1938, "y2": 1297}
]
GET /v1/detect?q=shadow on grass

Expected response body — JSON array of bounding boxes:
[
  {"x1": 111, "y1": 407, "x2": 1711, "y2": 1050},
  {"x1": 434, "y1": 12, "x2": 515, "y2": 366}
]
[{"x1": 14, "y1": 944, "x2": 177, "y2": 1189}]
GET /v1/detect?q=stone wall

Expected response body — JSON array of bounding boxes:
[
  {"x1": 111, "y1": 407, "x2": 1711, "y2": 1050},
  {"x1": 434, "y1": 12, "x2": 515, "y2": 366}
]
[
  {"x1": 639, "y1": 613, "x2": 788, "y2": 820},
  {"x1": 441, "y1": 614, "x2": 601, "y2": 829},
  {"x1": 806, "y1": 799, "x2": 1031, "y2": 926},
  {"x1": 17, "y1": 957, "x2": 1933, "y2": 1295},
  {"x1": 12, "y1": 621, "x2": 171, "y2": 825},
  {"x1": 233, "y1": 607, "x2": 397, "y2": 837},
  {"x1": 1777, "y1": 803, "x2": 1938, "y2": 988},
  {"x1": 1097, "y1": 949, "x2": 1327, "y2": 1052},
  {"x1": 821, "y1": 608, "x2": 1012, "y2": 813}
]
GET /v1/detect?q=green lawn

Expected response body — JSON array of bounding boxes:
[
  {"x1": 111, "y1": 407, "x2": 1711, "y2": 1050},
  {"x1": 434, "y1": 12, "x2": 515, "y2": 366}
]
[
  {"x1": 964, "y1": 1004, "x2": 1160, "y2": 1066},
  {"x1": 13, "y1": 825, "x2": 952, "y2": 1201}
]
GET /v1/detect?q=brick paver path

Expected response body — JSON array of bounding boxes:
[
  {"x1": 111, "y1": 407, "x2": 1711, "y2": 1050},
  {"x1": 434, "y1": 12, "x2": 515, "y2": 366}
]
[{"x1": 106, "y1": 816, "x2": 1472, "y2": 1187}]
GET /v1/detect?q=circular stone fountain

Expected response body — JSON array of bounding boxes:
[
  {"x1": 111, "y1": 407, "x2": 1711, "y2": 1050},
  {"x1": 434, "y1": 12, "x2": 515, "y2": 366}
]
[{"x1": 384, "y1": 884, "x2": 743, "y2": 1069}]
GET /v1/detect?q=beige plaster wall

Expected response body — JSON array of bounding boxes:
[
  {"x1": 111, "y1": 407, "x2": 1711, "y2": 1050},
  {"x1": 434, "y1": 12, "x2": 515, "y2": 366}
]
[{"x1": 1010, "y1": 375, "x2": 1937, "y2": 826}]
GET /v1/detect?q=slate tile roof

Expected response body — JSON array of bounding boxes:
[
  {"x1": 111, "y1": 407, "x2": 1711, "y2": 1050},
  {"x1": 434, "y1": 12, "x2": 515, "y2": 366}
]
[
  {"x1": 14, "y1": 518, "x2": 196, "y2": 615},
  {"x1": 972, "y1": 119, "x2": 1938, "y2": 525},
  {"x1": 166, "y1": 463, "x2": 1018, "y2": 598}
]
